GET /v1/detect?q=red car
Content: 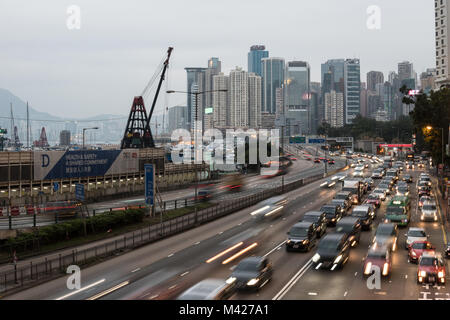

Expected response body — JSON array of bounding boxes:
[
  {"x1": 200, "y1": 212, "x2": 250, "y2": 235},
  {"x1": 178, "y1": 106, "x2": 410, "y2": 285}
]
[
  {"x1": 365, "y1": 194, "x2": 381, "y2": 208},
  {"x1": 408, "y1": 241, "x2": 435, "y2": 264},
  {"x1": 363, "y1": 246, "x2": 392, "y2": 278},
  {"x1": 417, "y1": 252, "x2": 446, "y2": 285},
  {"x1": 314, "y1": 158, "x2": 321, "y2": 163}
]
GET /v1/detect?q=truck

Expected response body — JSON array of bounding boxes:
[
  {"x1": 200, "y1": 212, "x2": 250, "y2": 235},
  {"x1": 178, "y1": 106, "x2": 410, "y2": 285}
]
[{"x1": 342, "y1": 180, "x2": 362, "y2": 205}]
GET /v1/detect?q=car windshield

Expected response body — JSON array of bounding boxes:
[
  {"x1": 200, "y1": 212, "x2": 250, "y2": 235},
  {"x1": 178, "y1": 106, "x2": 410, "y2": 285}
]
[
  {"x1": 235, "y1": 260, "x2": 259, "y2": 273},
  {"x1": 319, "y1": 239, "x2": 339, "y2": 250},
  {"x1": 376, "y1": 226, "x2": 393, "y2": 236},
  {"x1": 423, "y1": 205, "x2": 436, "y2": 211},
  {"x1": 412, "y1": 243, "x2": 431, "y2": 250},
  {"x1": 408, "y1": 230, "x2": 426, "y2": 237},
  {"x1": 290, "y1": 227, "x2": 309, "y2": 237},
  {"x1": 352, "y1": 210, "x2": 367, "y2": 217},
  {"x1": 420, "y1": 257, "x2": 438, "y2": 266}
]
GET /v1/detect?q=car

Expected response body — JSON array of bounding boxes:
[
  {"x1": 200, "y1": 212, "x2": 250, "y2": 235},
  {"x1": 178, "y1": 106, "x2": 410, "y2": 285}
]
[
  {"x1": 371, "y1": 169, "x2": 384, "y2": 179},
  {"x1": 250, "y1": 195, "x2": 287, "y2": 219},
  {"x1": 353, "y1": 169, "x2": 364, "y2": 177},
  {"x1": 402, "y1": 174, "x2": 413, "y2": 183},
  {"x1": 320, "y1": 204, "x2": 343, "y2": 226},
  {"x1": 365, "y1": 194, "x2": 381, "y2": 208},
  {"x1": 378, "y1": 183, "x2": 392, "y2": 195},
  {"x1": 363, "y1": 246, "x2": 392, "y2": 278},
  {"x1": 408, "y1": 241, "x2": 435, "y2": 264},
  {"x1": 405, "y1": 227, "x2": 428, "y2": 249},
  {"x1": 418, "y1": 195, "x2": 433, "y2": 208},
  {"x1": 385, "y1": 196, "x2": 411, "y2": 227},
  {"x1": 301, "y1": 211, "x2": 328, "y2": 238},
  {"x1": 335, "y1": 217, "x2": 362, "y2": 247},
  {"x1": 372, "y1": 188, "x2": 387, "y2": 201},
  {"x1": 396, "y1": 185, "x2": 410, "y2": 197},
  {"x1": 177, "y1": 279, "x2": 236, "y2": 300},
  {"x1": 286, "y1": 222, "x2": 318, "y2": 252},
  {"x1": 445, "y1": 242, "x2": 450, "y2": 259},
  {"x1": 334, "y1": 191, "x2": 352, "y2": 205},
  {"x1": 417, "y1": 252, "x2": 446, "y2": 285},
  {"x1": 405, "y1": 162, "x2": 414, "y2": 170},
  {"x1": 421, "y1": 202, "x2": 438, "y2": 222},
  {"x1": 417, "y1": 162, "x2": 425, "y2": 168},
  {"x1": 418, "y1": 176, "x2": 432, "y2": 187},
  {"x1": 330, "y1": 199, "x2": 349, "y2": 214},
  {"x1": 351, "y1": 205, "x2": 375, "y2": 231},
  {"x1": 314, "y1": 158, "x2": 321, "y2": 163},
  {"x1": 226, "y1": 257, "x2": 273, "y2": 291},
  {"x1": 372, "y1": 223, "x2": 398, "y2": 252},
  {"x1": 312, "y1": 233, "x2": 351, "y2": 271},
  {"x1": 418, "y1": 185, "x2": 432, "y2": 197},
  {"x1": 363, "y1": 178, "x2": 374, "y2": 191}
]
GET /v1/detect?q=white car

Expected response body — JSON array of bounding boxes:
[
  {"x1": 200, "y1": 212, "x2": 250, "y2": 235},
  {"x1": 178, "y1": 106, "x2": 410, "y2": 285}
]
[
  {"x1": 405, "y1": 227, "x2": 428, "y2": 249},
  {"x1": 421, "y1": 202, "x2": 438, "y2": 222}
]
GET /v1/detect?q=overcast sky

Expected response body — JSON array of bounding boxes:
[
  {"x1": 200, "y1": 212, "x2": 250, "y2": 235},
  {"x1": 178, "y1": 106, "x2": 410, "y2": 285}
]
[{"x1": 0, "y1": 0, "x2": 435, "y2": 119}]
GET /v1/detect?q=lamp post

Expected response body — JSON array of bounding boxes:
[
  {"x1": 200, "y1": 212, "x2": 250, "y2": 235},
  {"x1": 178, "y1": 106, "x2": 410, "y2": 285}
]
[
  {"x1": 82, "y1": 127, "x2": 99, "y2": 150},
  {"x1": 167, "y1": 89, "x2": 227, "y2": 202}
]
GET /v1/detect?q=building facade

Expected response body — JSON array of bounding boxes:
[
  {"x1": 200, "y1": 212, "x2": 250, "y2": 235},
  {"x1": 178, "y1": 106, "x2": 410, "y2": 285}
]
[
  {"x1": 185, "y1": 67, "x2": 206, "y2": 130},
  {"x1": 248, "y1": 73, "x2": 262, "y2": 128},
  {"x1": 212, "y1": 73, "x2": 230, "y2": 128},
  {"x1": 230, "y1": 67, "x2": 249, "y2": 128},
  {"x1": 262, "y1": 57, "x2": 285, "y2": 114},
  {"x1": 367, "y1": 71, "x2": 384, "y2": 92},
  {"x1": 344, "y1": 59, "x2": 361, "y2": 124},
  {"x1": 324, "y1": 90, "x2": 344, "y2": 128},
  {"x1": 248, "y1": 45, "x2": 269, "y2": 78},
  {"x1": 168, "y1": 105, "x2": 187, "y2": 133}
]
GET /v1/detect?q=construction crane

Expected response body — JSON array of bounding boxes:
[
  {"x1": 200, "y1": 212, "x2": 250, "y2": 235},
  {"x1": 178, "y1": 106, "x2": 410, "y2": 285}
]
[{"x1": 121, "y1": 47, "x2": 173, "y2": 149}]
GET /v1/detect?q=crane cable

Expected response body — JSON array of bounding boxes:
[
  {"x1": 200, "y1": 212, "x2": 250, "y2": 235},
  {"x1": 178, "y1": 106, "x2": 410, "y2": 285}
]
[{"x1": 140, "y1": 54, "x2": 166, "y2": 100}]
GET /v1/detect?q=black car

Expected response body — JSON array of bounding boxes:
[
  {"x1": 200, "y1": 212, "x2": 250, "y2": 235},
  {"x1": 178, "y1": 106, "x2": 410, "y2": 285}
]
[
  {"x1": 350, "y1": 205, "x2": 375, "y2": 231},
  {"x1": 312, "y1": 233, "x2": 351, "y2": 271},
  {"x1": 403, "y1": 174, "x2": 413, "y2": 183},
  {"x1": 445, "y1": 242, "x2": 450, "y2": 259},
  {"x1": 320, "y1": 204, "x2": 342, "y2": 226},
  {"x1": 301, "y1": 211, "x2": 327, "y2": 238},
  {"x1": 227, "y1": 257, "x2": 273, "y2": 291},
  {"x1": 331, "y1": 199, "x2": 348, "y2": 215},
  {"x1": 286, "y1": 222, "x2": 317, "y2": 252},
  {"x1": 335, "y1": 217, "x2": 362, "y2": 247},
  {"x1": 372, "y1": 223, "x2": 398, "y2": 252}
]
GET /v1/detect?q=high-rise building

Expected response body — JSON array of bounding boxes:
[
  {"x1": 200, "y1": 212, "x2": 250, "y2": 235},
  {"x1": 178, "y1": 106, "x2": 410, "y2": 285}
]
[
  {"x1": 248, "y1": 45, "x2": 269, "y2": 77},
  {"x1": 367, "y1": 71, "x2": 384, "y2": 92},
  {"x1": 248, "y1": 73, "x2": 262, "y2": 128},
  {"x1": 168, "y1": 105, "x2": 187, "y2": 132},
  {"x1": 212, "y1": 73, "x2": 229, "y2": 128},
  {"x1": 310, "y1": 82, "x2": 321, "y2": 134},
  {"x1": 398, "y1": 61, "x2": 414, "y2": 81},
  {"x1": 204, "y1": 58, "x2": 221, "y2": 109},
  {"x1": 285, "y1": 61, "x2": 311, "y2": 135},
  {"x1": 262, "y1": 57, "x2": 285, "y2": 114},
  {"x1": 185, "y1": 67, "x2": 206, "y2": 130},
  {"x1": 321, "y1": 59, "x2": 345, "y2": 93},
  {"x1": 324, "y1": 90, "x2": 344, "y2": 128},
  {"x1": 344, "y1": 59, "x2": 361, "y2": 124},
  {"x1": 367, "y1": 92, "x2": 382, "y2": 118},
  {"x1": 435, "y1": 1, "x2": 450, "y2": 87},
  {"x1": 360, "y1": 82, "x2": 368, "y2": 117},
  {"x1": 230, "y1": 67, "x2": 249, "y2": 128},
  {"x1": 59, "y1": 130, "x2": 70, "y2": 146},
  {"x1": 420, "y1": 68, "x2": 436, "y2": 93}
]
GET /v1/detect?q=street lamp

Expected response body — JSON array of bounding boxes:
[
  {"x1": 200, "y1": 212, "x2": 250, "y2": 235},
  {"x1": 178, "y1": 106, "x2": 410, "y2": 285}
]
[{"x1": 82, "y1": 127, "x2": 99, "y2": 150}]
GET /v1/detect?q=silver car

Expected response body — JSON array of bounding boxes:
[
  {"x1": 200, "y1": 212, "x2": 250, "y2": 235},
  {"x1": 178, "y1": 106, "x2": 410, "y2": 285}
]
[
  {"x1": 405, "y1": 227, "x2": 428, "y2": 249},
  {"x1": 421, "y1": 202, "x2": 438, "y2": 222}
]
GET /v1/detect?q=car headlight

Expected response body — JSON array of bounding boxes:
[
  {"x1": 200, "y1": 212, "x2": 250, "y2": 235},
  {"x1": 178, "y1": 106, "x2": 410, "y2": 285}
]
[
  {"x1": 226, "y1": 277, "x2": 236, "y2": 284},
  {"x1": 286, "y1": 240, "x2": 291, "y2": 244},
  {"x1": 334, "y1": 255, "x2": 342, "y2": 264},
  {"x1": 382, "y1": 263, "x2": 389, "y2": 276},
  {"x1": 312, "y1": 253, "x2": 321, "y2": 263},
  {"x1": 247, "y1": 278, "x2": 259, "y2": 286},
  {"x1": 412, "y1": 251, "x2": 416, "y2": 257},
  {"x1": 438, "y1": 271, "x2": 444, "y2": 278},
  {"x1": 302, "y1": 239, "x2": 309, "y2": 244},
  {"x1": 364, "y1": 262, "x2": 372, "y2": 275},
  {"x1": 420, "y1": 271, "x2": 426, "y2": 277}
]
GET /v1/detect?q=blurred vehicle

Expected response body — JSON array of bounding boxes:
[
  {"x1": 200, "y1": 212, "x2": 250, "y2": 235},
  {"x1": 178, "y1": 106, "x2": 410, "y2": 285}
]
[
  {"x1": 372, "y1": 188, "x2": 387, "y2": 201},
  {"x1": 371, "y1": 169, "x2": 384, "y2": 179},
  {"x1": 220, "y1": 174, "x2": 244, "y2": 193},
  {"x1": 421, "y1": 202, "x2": 438, "y2": 222},
  {"x1": 335, "y1": 217, "x2": 362, "y2": 247},
  {"x1": 177, "y1": 279, "x2": 236, "y2": 300},
  {"x1": 363, "y1": 178, "x2": 374, "y2": 191},
  {"x1": 250, "y1": 195, "x2": 287, "y2": 219},
  {"x1": 320, "y1": 179, "x2": 337, "y2": 188},
  {"x1": 335, "y1": 173, "x2": 347, "y2": 182},
  {"x1": 372, "y1": 223, "x2": 398, "y2": 252},
  {"x1": 408, "y1": 241, "x2": 435, "y2": 264},
  {"x1": 342, "y1": 180, "x2": 362, "y2": 204},
  {"x1": 418, "y1": 195, "x2": 433, "y2": 208},
  {"x1": 396, "y1": 185, "x2": 410, "y2": 197},
  {"x1": 226, "y1": 257, "x2": 273, "y2": 291},
  {"x1": 353, "y1": 168, "x2": 364, "y2": 177},
  {"x1": 405, "y1": 162, "x2": 414, "y2": 170},
  {"x1": 418, "y1": 176, "x2": 432, "y2": 186},
  {"x1": 417, "y1": 161, "x2": 425, "y2": 168},
  {"x1": 417, "y1": 252, "x2": 446, "y2": 285},
  {"x1": 314, "y1": 158, "x2": 321, "y2": 163},
  {"x1": 286, "y1": 222, "x2": 317, "y2": 252},
  {"x1": 418, "y1": 185, "x2": 432, "y2": 197},
  {"x1": 365, "y1": 194, "x2": 381, "y2": 209},
  {"x1": 402, "y1": 174, "x2": 413, "y2": 183},
  {"x1": 385, "y1": 169, "x2": 399, "y2": 181},
  {"x1": 334, "y1": 191, "x2": 352, "y2": 207},
  {"x1": 351, "y1": 205, "x2": 375, "y2": 231},
  {"x1": 320, "y1": 204, "x2": 343, "y2": 226},
  {"x1": 405, "y1": 227, "x2": 428, "y2": 249},
  {"x1": 328, "y1": 159, "x2": 335, "y2": 165},
  {"x1": 331, "y1": 199, "x2": 349, "y2": 214},
  {"x1": 445, "y1": 242, "x2": 450, "y2": 259},
  {"x1": 363, "y1": 246, "x2": 392, "y2": 278},
  {"x1": 301, "y1": 211, "x2": 327, "y2": 238},
  {"x1": 378, "y1": 183, "x2": 392, "y2": 195},
  {"x1": 312, "y1": 234, "x2": 350, "y2": 271}
]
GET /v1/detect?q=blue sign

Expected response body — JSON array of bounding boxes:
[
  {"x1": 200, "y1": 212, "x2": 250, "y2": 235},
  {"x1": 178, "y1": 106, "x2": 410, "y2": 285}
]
[
  {"x1": 145, "y1": 164, "x2": 154, "y2": 205},
  {"x1": 308, "y1": 138, "x2": 326, "y2": 144},
  {"x1": 75, "y1": 183, "x2": 85, "y2": 201},
  {"x1": 53, "y1": 182, "x2": 59, "y2": 192}
]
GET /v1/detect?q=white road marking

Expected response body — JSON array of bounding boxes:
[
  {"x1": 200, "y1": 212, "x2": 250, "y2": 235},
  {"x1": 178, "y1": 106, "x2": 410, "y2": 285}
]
[
  {"x1": 168, "y1": 253, "x2": 174, "y2": 257},
  {"x1": 131, "y1": 268, "x2": 140, "y2": 273},
  {"x1": 263, "y1": 240, "x2": 287, "y2": 257},
  {"x1": 308, "y1": 292, "x2": 318, "y2": 296},
  {"x1": 344, "y1": 291, "x2": 348, "y2": 297},
  {"x1": 273, "y1": 259, "x2": 313, "y2": 300},
  {"x1": 354, "y1": 272, "x2": 358, "y2": 277},
  {"x1": 194, "y1": 241, "x2": 200, "y2": 245},
  {"x1": 180, "y1": 272, "x2": 189, "y2": 277},
  {"x1": 87, "y1": 281, "x2": 129, "y2": 300},
  {"x1": 56, "y1": 279, "x2": 106, "y2": 300}
]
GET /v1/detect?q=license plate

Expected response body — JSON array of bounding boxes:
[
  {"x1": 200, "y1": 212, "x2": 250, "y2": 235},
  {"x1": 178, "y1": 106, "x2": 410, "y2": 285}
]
[
  {"x1": 293, "y1": 245, "x2": 299, "y2": 249},
  {"x1": 428, "y1": 277, "x2": 435, "y2": 283}
]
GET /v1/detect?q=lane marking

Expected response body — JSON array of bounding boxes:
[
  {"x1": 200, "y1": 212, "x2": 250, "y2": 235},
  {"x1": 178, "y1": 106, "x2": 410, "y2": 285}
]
[
  {"x1": 86, "y1": 281, "x2": 129, "y2": 300},
  {"x1": 131, "y1": 268, "x2": 140, "y2": 273},
  {"x1": 194, "y1": 241, "x2": 200, "y2": 245},
  {"x1": 56, "y1": 279, "x2": 106, "y2": 300},
  {"x1": 180, "y1": 271, "x2": 189, "y2": 277},
  {"x1": 206, "y1": 242, "x2": 244, "y2": 263},
  {"x1": 273, "y1": 259, "x2": 313, "y2": 300},
  {"x1": 308, "y1": 292, "x2": 318, "y2": 296},
  {"x1": 344, "y1": 291, "x2": 348, "y2": 297},
  {"x1": 167, "y1": 253, "x2": 174, "y2": 257},
  {"x1": 263, "y1": 240, "x2": 287, "y2": 257}
]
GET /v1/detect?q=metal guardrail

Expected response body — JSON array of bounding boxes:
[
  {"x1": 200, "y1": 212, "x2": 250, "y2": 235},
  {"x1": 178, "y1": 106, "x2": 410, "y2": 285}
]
[{"x1": 0, "y1": 165, "x2": 343, "y2": 294}]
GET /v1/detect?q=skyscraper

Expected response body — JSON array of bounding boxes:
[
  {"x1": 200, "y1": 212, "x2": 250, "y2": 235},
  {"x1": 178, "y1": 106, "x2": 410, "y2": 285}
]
[
  {"x1": 262, "y1": 57, "x2": 285, "y2": 114},
  {"x1": 230, "y1": 67, "x2": 249, "y2": 128},
  {"x1": 185, "y1": 67, "x2": 206, "y2": 130},
  {"x1": 248, "y1": 73, "x2": 262, "y2": 128},
  {"x1": 435, "y1": 1, "x2": 450, "y2": 87},
  {"x1": 248, "y1": 45, "x2": 269, "y2": 77},
  {"x1": 212, "y1": 73, "x2": 229, "y2": 128},
  {"x1": 367, "y1": 71, "x2": 384, "y2": 92},
  {"x1": 168, "y1": 105, "x2": 187, "y2": 132},
  {"x1": 344, "y1": 59, "x2": 361, "y2": 124},
  {"x1": 205, "y1": 58, "x2": 222, "y2": 109},
  {"x1": 398, "y1": 61, "x2": 414, "y2": 81},
  {"x1": 360, "y1": 82, "x2": 368, "y2": 117},
  {"x1": 324, "y1": 90, "x2": 344, "y2": 128}
]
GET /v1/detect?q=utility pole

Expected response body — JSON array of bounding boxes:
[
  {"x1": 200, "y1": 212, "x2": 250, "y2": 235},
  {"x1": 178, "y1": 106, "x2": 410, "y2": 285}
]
[{"x1": 26, "y1": 102, "x2": 29, "y2": 149}]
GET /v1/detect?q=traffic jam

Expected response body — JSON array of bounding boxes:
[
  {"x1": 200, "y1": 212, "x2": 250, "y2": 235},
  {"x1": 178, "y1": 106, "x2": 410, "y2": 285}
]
[{"x1": 175, "y1": 153, "x2": 450, "y2": 300}]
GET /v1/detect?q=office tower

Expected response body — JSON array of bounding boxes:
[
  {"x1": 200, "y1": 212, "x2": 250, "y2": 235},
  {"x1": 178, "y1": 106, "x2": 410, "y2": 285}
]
[
  {"x1": 310, "y1": 82, "x2": 321, "y2": 133},
  {"x1": 420, "y1": 68, "x2": 436, "y2": 93},
  {"x1": 367, "y1": 92, "x2": 382, "y2": 118},
  {"x1": 190, "y1": 83, "x2": 201, "y2": 136},
  {"x1": 205, "y1": 58, "x2": 222, "y2": 109},
  {"x1": 212, "y1": 73, "x2": 229, "y2": 128},
  {"x1": 398, "y1": 61, "x2": 414, "y2": 81},
  {"x1": 321, "y1": 59, "x2": 345, "y2": 94},
  {"x1": 435, "y1": 0, "x2": 450, "y2": 87},
  {"x1": 360, "y1": 82, "x2": 368, "y2": 117},
  {"x1": 367, "y1": 71, "x2": 384, "y2": 92},
  {"x1": 248, "y1": 45, "x2": 269, "y2": 77},
  {"x1": 248, "y1": 73, "x2": 262, "y2": 128},
  {"x1": 344, "y1": 59, "x2": 361, "y2": 124},
  {"x1": 230, "y1": 67, "x2": 249, "y2": 128},
  {"x1": 185, "y1": 67, "x2": 206, "y2": 130},
  {"x1": 262, "y1": 57, "x2": 285, "y2": 114},
  {"x1": 285, "y1": 61, "x2": 311, "y2": 135},
  {"x1": 324, "y1": 90, "x2": 344, "y2": 128},
  {"x1": 260, "y1": 112, "x2": 276, "y2": 129},
  {"x1": 168, "y1": 105, "x2": 187, "y2": 132},
  {"x1": 59, "y1": 130, "x2": 70, "y2": 146}
]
